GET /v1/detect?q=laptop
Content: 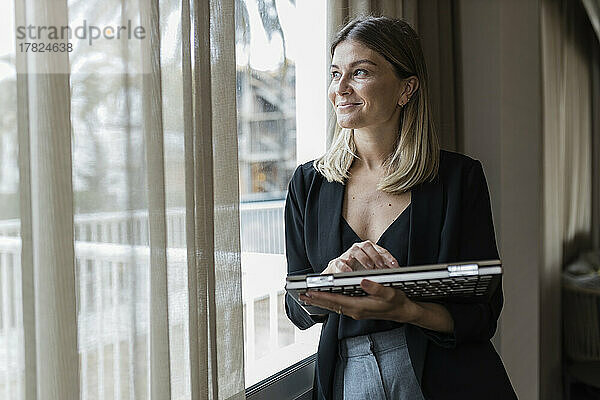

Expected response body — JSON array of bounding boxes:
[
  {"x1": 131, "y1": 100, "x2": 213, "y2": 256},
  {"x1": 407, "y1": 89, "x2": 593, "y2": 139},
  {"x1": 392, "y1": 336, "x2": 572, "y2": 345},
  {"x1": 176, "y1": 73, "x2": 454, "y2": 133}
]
[{"x1": 286, "y1": 259, "x2": 502, "y2": 316}]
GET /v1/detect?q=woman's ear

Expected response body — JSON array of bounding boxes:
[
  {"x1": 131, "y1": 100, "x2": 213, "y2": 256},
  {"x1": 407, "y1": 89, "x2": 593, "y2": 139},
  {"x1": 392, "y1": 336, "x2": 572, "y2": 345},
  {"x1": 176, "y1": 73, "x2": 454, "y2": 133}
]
[{"x1": 398, "y1": 76, "x2": 419, "y2": 107}]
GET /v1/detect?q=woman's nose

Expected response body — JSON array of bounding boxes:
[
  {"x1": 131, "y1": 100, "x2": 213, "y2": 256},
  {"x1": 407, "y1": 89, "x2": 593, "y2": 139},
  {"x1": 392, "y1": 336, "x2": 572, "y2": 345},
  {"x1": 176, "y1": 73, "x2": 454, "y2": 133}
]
[{"x1": 336, "y1": 74, "x2": 353, "y2": 95}]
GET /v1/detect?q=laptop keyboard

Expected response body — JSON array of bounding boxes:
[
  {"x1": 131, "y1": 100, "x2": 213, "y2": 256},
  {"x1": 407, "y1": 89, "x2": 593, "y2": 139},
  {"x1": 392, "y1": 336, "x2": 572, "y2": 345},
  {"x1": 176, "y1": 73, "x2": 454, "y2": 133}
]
[{"x1": 307, "y1": 274, "x2": 494, "y2": 300}]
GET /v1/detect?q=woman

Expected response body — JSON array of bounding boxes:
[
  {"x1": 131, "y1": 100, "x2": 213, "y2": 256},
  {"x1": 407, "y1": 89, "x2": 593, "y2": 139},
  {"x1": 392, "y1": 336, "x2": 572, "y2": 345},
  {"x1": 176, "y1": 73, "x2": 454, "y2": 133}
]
[{"x1": 284, "y1": 16, "x2": 516, "y2": 400}]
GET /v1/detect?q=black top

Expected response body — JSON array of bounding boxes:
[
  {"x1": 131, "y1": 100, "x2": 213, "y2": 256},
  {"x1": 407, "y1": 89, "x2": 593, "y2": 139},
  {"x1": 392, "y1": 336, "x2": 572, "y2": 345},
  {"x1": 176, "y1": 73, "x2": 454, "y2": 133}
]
[
  {"x1": 338, "y1": 204, "x2": 411, "y2": 339},
  {"x1": 284, "y1": 150, "x2": 516, "y2": 400}
]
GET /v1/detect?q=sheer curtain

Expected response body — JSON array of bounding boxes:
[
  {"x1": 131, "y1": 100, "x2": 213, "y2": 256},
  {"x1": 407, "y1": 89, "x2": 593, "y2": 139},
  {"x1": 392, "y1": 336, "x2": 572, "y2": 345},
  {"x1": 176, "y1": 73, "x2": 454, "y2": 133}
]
[
  {"x1": 541, "y1": 0, "x2": 594, "y2": 398},
  {"x1": 1, "y1": 0, "x2": 244, "y2": 399}
]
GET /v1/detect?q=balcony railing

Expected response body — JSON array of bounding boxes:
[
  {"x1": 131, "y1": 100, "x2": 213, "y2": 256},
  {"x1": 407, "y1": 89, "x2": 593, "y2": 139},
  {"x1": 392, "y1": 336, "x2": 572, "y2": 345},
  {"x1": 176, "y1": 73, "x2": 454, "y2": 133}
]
[
  {"x1": 0, "y1": 200, "x2": 286, "y2": 253},
  {"x1": 0, "y1": 200, "x2": 319, "y2": 399}
]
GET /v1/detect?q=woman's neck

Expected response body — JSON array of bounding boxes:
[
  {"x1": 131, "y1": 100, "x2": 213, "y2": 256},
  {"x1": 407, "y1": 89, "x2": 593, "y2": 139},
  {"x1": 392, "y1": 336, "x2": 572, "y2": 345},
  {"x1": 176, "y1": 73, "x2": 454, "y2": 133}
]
[{"x1": 352, "y1": 126, "x2": 398, "y2": 172}]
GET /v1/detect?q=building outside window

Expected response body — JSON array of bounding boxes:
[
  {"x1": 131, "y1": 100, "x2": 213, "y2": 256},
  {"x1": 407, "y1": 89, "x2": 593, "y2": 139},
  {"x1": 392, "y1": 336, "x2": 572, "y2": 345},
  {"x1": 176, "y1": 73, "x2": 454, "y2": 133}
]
[{"x1": 235, "y1": 0, "x2": 327, "y2": 388}]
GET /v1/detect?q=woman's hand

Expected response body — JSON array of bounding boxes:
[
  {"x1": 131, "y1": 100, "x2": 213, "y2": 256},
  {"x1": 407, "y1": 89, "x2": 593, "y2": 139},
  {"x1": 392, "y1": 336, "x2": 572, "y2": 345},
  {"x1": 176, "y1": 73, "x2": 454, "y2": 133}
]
[
  {"x1": 300, "y1": 279, "x2": 420, "y2": 323},
  {"x1": 322, "y1": 240, "x2": 398, "y2": 274},
  {"x1": 299, "y1": 280, "x2": 455, "y2": 333}
]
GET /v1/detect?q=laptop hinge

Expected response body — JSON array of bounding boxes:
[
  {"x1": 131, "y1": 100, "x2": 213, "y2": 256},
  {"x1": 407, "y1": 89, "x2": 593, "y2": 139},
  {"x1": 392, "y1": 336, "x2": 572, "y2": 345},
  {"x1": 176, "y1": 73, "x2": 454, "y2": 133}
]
[
  {"x1": 447, "y1": 263, "x2": 479, "y2": 277},
  {"x1": 306, "y1": 275, "x2": 334, "y2": 287}
]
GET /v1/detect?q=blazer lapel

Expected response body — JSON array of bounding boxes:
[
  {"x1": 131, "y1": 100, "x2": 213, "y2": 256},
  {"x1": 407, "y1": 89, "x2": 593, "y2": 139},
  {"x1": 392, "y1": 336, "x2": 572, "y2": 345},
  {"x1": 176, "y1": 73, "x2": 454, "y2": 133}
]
[
  {"x1": 317, "y1": 179, "x2": 344, "y2": 271},
  {"x1": 406, "y1": 176, "x2": 444, "y2": 386},
  {"x1": 408, "y1": 177, "x2": 444, "y2": 266},
  {"x1": 315, "y1": 178, "x2": 343, "y2": 399}
]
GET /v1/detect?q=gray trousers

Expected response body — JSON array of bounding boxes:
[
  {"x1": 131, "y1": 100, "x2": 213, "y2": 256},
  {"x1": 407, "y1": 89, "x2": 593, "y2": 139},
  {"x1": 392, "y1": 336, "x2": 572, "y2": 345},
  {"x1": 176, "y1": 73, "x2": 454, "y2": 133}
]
[{"x1": 333, "y1": 326, "x2": 425, "y2": 400}]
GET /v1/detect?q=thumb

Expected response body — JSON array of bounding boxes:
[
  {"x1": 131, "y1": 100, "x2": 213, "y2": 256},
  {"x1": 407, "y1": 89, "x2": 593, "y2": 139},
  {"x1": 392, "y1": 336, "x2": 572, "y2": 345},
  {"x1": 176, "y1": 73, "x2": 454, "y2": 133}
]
[{"x1": 360, "y1": 279, "x2": 384, "y2": 296}]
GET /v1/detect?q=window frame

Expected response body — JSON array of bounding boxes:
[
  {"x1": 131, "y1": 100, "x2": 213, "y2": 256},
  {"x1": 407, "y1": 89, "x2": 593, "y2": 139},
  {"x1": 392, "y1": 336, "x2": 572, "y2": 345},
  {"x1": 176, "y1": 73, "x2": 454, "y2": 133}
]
[{"x1": 245, "y1": 354, "x2": 315, "y2": 400}]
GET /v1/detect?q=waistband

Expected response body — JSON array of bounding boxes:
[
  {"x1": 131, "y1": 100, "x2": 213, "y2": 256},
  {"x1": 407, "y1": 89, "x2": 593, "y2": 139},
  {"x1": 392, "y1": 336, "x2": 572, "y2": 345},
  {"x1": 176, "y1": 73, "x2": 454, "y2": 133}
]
[{"x1": 338, "y1": 326, "x2": 408, "y2": 358}]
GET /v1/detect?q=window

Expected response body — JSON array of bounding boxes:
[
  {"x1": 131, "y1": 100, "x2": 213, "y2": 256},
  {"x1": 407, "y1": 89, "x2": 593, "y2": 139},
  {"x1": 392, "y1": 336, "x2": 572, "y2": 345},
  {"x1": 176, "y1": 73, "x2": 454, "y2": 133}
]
[{"x1": 235, "y1": 0, "x2": 328, "y2": 388}]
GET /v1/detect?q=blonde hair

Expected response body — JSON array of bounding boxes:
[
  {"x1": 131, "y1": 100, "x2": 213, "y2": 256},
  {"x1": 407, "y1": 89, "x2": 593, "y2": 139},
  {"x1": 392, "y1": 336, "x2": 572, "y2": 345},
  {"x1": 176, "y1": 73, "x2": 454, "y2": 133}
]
[{"x1": 314, "y1": 16, "x2": 439, "y2": 194}]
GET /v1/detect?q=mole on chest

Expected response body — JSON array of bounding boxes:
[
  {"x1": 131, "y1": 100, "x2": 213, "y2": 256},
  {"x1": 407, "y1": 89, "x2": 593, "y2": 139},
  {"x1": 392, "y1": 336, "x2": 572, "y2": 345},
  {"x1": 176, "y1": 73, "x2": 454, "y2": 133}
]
[
  {"x1": 347, "y1": 190, "x2": 406, "y2": 211},
  {"x1": 344, "y1": 191, "x2": 410, "y2": 240}
]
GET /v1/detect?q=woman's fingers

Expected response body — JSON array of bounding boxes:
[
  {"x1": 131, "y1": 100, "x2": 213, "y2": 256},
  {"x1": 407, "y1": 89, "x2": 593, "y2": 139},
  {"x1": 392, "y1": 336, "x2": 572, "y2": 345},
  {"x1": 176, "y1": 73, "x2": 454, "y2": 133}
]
[
  {"x1": 357, "y1": 241, "x2": 390, "y2": 268},
  {"x1": 302, "y1": 286, "x2": 413, "y2": 322},
  {"x1": 347, "y1": 241, "x2": 395, "y2": 269},
  {"x1": 345, "y1": 245, "x2": 374, "y2": 269},
  {"x1": 371, "y1": 242, "x2": 399, "y2": 267},
  {"x1": 330, "y1": 242, "x2": 399, "y2": 272},
  {"x1": 333, "y1": 259, "x2": 353, "y2": 273}
]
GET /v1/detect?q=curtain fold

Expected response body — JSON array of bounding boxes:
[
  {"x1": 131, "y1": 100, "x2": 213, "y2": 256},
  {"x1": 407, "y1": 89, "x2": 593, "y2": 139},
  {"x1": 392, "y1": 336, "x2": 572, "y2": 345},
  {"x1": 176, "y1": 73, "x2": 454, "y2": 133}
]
[
  {"x1": 21, "y1": 0, "x2": 80, "y2": 398},
  {"x1": 593, "y1": 26, "x2": 600, "y2": 250},
  {"x1": 120, "y1": 2, "x2": 144, "y2": 399},
  {"x1": 140, "y1": 0, "x2": 172, "y2": 398},
  {"x1": 417, "y1": 0, "x2": 457, "y2": 151},
  {"x1": 189, "y1": 0, "x2": 219, "y2": 397},
  {"x1": 582, "y1": 0, "x2": 600, "y2": 42},
  {"x1": 14, "y1": 0, "x2": 36, "y2": 398},
  {"x1": 541, "y1": 0, "x2": 594, "y2": 398},
  {"x1": 181, "y1": 0, "x2": 201, "y2": 397},
  {"x1": 188, "y1": 0, "x2": 245, "y2": 399},
  {"x1": 210, "y1": 0, "x2": 246, "y2": 395}
]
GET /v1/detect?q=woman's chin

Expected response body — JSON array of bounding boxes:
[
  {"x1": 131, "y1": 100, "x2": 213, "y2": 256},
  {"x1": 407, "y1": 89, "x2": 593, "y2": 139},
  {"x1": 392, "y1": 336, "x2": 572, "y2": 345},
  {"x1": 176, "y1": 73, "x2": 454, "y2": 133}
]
[{"x1": 336, "y1": 119, "x2": 361, "y2": 130}]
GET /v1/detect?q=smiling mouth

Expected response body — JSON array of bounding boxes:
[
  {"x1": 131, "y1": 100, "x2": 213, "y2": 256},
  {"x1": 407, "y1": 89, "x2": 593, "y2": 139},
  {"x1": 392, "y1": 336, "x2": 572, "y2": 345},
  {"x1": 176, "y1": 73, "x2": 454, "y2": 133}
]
[{"x1": 337, "y1": 103, "x2": 362, "y2": 109}]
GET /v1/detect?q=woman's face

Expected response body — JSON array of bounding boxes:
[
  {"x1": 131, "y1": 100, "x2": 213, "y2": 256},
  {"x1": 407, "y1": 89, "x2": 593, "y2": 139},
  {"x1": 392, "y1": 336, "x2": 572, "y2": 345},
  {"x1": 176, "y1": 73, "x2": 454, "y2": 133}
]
[{"x1": 328, "y1": 40, "x2": 405, "y2": 131}]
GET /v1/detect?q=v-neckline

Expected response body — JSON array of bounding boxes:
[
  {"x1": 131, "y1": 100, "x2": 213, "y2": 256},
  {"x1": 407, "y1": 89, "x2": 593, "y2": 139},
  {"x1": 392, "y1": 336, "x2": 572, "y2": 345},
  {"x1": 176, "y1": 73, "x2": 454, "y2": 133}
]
[{"x1": 341, "y1": 203, "x2": 411, "y2": 245}]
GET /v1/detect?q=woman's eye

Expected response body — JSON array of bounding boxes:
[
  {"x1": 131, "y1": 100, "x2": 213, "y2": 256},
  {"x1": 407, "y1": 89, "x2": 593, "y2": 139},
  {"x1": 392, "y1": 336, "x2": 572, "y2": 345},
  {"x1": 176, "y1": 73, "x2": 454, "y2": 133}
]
[{"x1": 330, "y1": 69, "x2": 367, "y2": 79}]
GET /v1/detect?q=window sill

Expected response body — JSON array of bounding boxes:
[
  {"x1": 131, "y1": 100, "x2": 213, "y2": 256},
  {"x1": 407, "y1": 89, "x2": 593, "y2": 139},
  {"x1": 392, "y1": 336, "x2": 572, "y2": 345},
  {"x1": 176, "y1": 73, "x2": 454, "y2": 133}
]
[{"x1": 246, "y1": 354, "x2": 316, "y2": 400}]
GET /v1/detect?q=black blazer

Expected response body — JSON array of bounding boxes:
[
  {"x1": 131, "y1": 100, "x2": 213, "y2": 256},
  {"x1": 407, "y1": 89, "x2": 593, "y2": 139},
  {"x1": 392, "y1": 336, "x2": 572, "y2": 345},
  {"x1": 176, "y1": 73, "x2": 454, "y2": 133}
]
[{"x1": 284, "y1": 150, "x2": 517, "y2": 400}]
